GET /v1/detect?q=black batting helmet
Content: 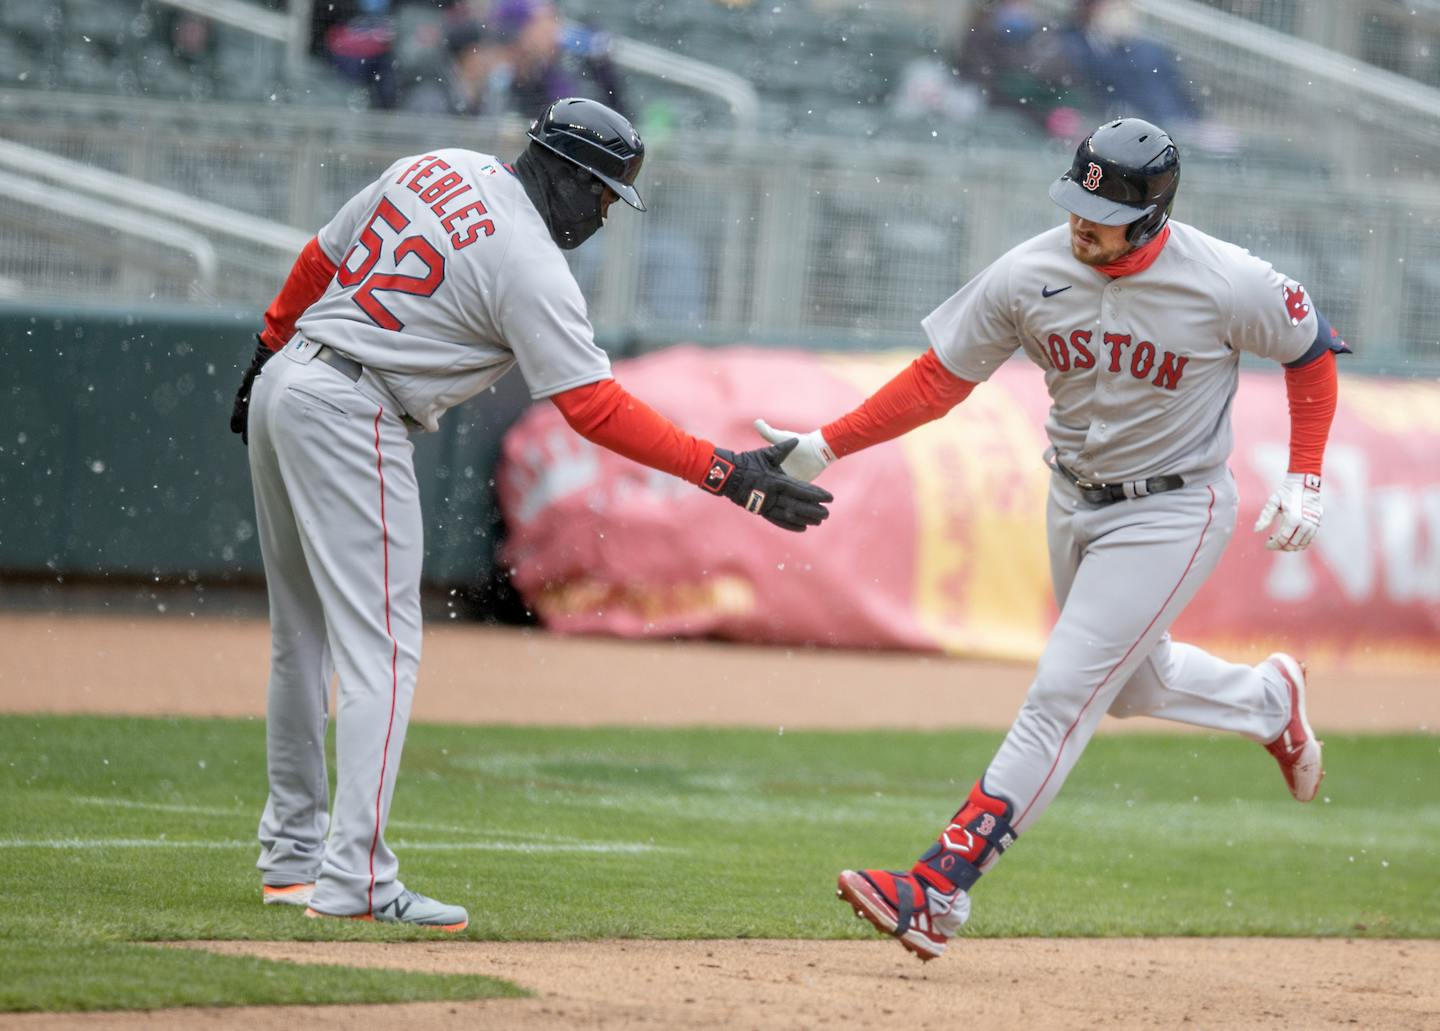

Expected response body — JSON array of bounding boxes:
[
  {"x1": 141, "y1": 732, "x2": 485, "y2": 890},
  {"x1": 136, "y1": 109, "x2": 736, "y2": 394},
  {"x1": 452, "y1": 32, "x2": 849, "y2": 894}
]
[
  {"x1": 527, "y1": 97, "x2": 646, "y2": 211},
  {"x1": 1048, "y1": 118, "x2": 1179, "y2": 245}
]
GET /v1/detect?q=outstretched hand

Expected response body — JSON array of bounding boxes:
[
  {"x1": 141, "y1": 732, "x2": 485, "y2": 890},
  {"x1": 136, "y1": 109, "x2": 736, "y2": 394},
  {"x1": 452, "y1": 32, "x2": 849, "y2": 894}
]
[
  {"x1": 703, "y1": 438, "x2": 834, "y2": 532},
  {"x1": 752, "y1": 419, "x2": 836, "y2": 482}
]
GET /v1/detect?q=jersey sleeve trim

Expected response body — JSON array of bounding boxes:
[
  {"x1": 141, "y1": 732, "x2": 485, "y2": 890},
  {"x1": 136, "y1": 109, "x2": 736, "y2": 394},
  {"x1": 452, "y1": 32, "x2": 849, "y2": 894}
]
[
  {"x1": 527, "y1": 368, "x2": 616, "y2": 401},
  {"x1": 313, "y1": 233, "x2": 344, "y2": 266},
  {"x1": 1283, "y1": 309, "x2": 1351, "y2": 368},
  {"x1": 924, "y1": 322, "x2": 973, "y2": 380},
  {"x1": 922, "y1": 245, "x2": 1023, "y2": 383}
]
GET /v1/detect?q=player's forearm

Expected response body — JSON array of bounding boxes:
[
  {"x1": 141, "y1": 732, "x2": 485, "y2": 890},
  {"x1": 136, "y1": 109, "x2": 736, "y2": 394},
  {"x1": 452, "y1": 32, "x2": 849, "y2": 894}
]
[
  {"x1": 1282, "y1": 349, "x2": 1338, "y2": 476},
  {"x1": 259, "y1": 237, "x2": 339, "y2": 351},
  {"x1": 821, "y1": 349, "x2": 977, "y2": 457},
  {"x1": 551, "y1": 379, "x2": 715, "y2": 484}
]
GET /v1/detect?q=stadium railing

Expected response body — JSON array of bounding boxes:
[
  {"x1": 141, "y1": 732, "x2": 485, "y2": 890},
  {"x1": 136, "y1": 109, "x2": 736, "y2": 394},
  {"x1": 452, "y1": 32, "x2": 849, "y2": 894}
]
[
  {"x1": 2, "y1": 85, "x2": 1436, "y2": 374},
  {"x1": 0, "y1": 136, "x2": 307, "y2": 304}
]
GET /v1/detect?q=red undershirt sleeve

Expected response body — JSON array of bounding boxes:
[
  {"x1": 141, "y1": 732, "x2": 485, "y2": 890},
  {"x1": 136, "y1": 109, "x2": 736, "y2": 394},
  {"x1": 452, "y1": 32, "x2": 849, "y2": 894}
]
[
  {"x1": 1283, "y1": 349, "x2": 1339, "y2": 476},
  {"x1": 550, "y1": 379, "x2": 716, "y2": 485},
  {"x1": 259, "y1": 237, "x2": 339, "y2": 351},
  {"x1": 820, "y1": 349, "x2": 977, "y2": 457}
]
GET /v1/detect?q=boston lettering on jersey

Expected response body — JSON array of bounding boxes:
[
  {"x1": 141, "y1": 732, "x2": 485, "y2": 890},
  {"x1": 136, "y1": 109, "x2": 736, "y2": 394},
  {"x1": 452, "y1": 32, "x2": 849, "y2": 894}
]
[
  {"x1": 1043, "y1": 329, "x2": 1189, "y2": 390},
  {"x1": 392, "y1": 155, "x2": 495, "y2": 250}
]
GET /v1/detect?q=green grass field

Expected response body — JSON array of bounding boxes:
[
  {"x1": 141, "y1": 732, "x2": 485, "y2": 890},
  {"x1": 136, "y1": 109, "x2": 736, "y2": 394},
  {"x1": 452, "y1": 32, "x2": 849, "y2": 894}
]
[{"x1": 2, "y1": 714, "x2": 1437, "y2": 1012}]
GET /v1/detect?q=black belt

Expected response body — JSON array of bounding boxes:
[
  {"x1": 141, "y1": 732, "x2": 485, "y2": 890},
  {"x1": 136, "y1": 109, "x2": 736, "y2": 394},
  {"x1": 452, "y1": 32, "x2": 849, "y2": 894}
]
[
  {"x1": 315, "y1": 344, "x2": 363, "y2": 382},
  {"x1": 1052, "y1": 457, "x2": 1184, "y2": 506},
  {"x1": 311, "y1": 343, "x2": 423, "y2": 430}
]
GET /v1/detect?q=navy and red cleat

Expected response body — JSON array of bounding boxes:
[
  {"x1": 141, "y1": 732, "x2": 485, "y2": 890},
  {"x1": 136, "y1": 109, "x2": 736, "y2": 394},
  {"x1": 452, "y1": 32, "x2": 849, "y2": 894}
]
[
  {"x1": 836, "y1": 868, "x2": 966, "y2": 962},
  {"x1": 1262, "y1": 653, "x2": 1324, "y2": 802}
]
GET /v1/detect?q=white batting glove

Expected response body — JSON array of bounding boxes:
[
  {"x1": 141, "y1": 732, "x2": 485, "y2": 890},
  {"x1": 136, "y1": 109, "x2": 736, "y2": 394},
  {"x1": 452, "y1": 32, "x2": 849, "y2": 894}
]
[
  {"x1": 1253, "y1": 472, "x2": 1323, "y2": 552},
  {"x1": 752, "y1": 419, "x2": 836, "y2": 483}
]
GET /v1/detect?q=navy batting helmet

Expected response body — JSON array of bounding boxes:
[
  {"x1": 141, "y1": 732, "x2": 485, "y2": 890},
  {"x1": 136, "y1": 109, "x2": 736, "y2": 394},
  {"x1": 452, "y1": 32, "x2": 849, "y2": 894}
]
[
  {"x1": 1048, "y1": 118, "x2": 1179, "y2": 245},
  {"x1": 527, "y1": 97, "x2": 646, "y2": 211}
]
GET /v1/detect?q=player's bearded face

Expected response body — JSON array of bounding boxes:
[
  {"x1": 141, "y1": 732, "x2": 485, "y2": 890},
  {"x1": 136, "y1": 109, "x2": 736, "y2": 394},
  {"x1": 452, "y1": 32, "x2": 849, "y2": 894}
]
[{"x1": 1067, "y1": 214, "x2": 1133, "y2": 266}]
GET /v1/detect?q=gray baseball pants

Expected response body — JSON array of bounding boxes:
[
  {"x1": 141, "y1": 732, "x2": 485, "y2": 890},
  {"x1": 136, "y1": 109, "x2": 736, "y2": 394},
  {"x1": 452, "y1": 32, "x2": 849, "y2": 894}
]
[
  {"x1": 982, "y1": 469, "x2": 1292, "y2": 843},
  {"x1": 247, "y1": 339, "x2": 422, "y2": 915}
]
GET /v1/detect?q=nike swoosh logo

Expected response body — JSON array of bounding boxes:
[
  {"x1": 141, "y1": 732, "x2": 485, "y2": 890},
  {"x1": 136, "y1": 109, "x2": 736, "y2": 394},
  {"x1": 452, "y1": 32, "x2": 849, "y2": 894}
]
[{"x1": 1041, "y1": 285, "x2": 1072, "y2": 298}]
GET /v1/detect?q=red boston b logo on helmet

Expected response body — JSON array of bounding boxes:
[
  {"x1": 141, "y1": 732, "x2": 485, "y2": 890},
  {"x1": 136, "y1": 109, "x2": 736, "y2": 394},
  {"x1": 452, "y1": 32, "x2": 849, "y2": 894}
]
[{"x1": 1082, "y1": 162, "x2": 1104, "y2": 191}]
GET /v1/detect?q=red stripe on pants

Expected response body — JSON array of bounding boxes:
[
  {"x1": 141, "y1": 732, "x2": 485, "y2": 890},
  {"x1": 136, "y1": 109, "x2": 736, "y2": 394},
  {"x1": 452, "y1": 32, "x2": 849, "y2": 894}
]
[
  {"x1": 1016, "y1": 486, "x2": 1217, "y2": 827},
  {"x1": 367, "y1": 406, "x2": 400, "y2": 915}
]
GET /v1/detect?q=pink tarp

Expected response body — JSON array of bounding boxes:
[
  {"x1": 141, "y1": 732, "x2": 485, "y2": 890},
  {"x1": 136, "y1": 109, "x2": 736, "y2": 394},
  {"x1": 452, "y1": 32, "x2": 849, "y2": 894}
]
[{"x1": 498, "y1": 345, "x2": 1440, "y2": 666}]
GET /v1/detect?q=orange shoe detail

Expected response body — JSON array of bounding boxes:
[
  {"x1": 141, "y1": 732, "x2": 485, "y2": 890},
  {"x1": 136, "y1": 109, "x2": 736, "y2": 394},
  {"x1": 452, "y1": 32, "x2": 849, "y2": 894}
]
[
  {"x1": 304, "y1": 907, "x2": 374, "y2": 922},
  {"x1": 262, "y1": 882, "x2": 315, "y2": 906}
]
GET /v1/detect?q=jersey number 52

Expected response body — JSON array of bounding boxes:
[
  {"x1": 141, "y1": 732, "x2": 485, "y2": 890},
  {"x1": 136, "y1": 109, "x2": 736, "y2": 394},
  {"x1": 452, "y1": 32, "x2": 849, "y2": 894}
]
[{"x1": 337, "y1": 197, "x2": 446, "y2": 332}]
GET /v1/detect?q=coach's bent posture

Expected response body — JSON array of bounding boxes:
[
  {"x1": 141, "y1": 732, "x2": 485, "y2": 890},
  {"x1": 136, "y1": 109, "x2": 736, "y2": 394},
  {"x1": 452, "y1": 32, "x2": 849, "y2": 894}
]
[
  {"x1": 230, "y1": 98, "x2": 832, "y2": 930},
  {"x1": 755, "y1": 118, "x2": 1344, "y2": 961}
]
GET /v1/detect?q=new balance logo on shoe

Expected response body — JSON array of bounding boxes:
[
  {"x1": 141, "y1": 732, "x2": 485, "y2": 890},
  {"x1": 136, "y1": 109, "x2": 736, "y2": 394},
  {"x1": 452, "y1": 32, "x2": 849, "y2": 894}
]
[{"x1": 305, "y1": 889, "x2": 468, "y2": 932}]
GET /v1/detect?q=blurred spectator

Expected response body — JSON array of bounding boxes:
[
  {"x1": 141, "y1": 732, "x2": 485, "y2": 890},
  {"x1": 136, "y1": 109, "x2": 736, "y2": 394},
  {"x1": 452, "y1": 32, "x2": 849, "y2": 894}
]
[
  {"x1": 893, "y1": 2, "x2": 1081, "y2": 140},
  {"x1": 492, "y1": 0, "x2": 628, "y2": 117},
  {"x1": 168, "y1": 11, "x2": 217, "y2": 66},
  {"x1": 1057, "y1": 0, "x2": 1237, "y2": 151},
  {"x1": 1057, "y1": 0, "x2": 1193, "y2": 122},
  {"x1": 399, "y1": 0, "x2": 698, "y2": 325},
  {"x1": 321, "y1": 0, "x2": 399, "y2": 108},
  {"x1": 890, "y1": 58, "x2": 986, "y2": 128},
  {"x1": 403, "y1": 19, "x2": 510, "y2": 116},
  {"x1": 160, "y1": 7, "x2": 219, "y2": 95},
  {"x1": 947, "y1": 1, "x2": 1085, "y2": 139}
]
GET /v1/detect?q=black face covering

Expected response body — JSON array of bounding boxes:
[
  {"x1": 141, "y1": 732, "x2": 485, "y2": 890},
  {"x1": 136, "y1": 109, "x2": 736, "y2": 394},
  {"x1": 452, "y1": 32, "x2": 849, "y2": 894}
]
[{"x1": 514, "y1": 145, "x2": 607, "y2": 250}]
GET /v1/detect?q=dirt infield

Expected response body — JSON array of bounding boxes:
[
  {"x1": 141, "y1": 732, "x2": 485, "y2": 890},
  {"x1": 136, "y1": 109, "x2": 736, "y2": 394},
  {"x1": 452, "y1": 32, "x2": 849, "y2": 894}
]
[
  {"x1": 6, "y1": 939, "x2": 1438, "y2": 1030},
  {"x1": 2, "y1": 610, "x2": 1437, "y2": 1029},
  {"x1": 1, "y1": 612, "x2": 1436, "y2": 731}
]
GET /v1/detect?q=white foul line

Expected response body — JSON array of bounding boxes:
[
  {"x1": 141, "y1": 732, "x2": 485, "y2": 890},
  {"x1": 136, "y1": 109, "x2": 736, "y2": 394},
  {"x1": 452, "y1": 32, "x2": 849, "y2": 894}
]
[
  {"x1": 71, "y1": 796, "x2": 244, "y2": 817},
  {"x1": 0, "y1": 837, "x2": 667, "y2": 854},
  {"x1": 65, "y1": 799, "x2": 618, "y2": 846}
]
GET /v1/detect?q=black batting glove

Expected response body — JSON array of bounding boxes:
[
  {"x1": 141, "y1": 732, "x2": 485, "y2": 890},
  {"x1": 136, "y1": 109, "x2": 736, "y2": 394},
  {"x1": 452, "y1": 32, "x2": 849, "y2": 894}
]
[
  {"x1": 701, "y1": 438, "x2": 834, "y2": 532},
  {"x1": 230, "y1": 334, "x2": 275, "y2": 445}
]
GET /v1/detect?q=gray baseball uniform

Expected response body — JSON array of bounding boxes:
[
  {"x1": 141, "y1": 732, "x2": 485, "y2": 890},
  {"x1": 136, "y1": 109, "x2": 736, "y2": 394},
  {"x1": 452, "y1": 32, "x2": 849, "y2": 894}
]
[
  {"x1": 251, "y1": 149, "x2": 611, "y2": 914},
  {"x1": 921, "y1": 219, "x2": 1317, "y2": 836}
]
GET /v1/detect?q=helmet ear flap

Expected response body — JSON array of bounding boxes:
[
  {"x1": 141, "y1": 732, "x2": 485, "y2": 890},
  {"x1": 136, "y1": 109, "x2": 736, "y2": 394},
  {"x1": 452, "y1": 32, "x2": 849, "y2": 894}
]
[
  {"x1": 1124, "y1": 167, "x2": 1179, "y2": 246},
  {"x1": 1050, "y1": 117, "x2": 1179, "y2": 241}
]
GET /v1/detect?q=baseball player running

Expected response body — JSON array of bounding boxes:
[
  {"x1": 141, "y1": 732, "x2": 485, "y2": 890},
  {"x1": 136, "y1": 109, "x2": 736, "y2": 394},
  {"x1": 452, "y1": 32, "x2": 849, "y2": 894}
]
[
  {"x1": 229, "y1": 98, "x2": 833, "y2": 931},
  {"x1": 755, "y1": 118, "x2": 1345, "y2": 961}
]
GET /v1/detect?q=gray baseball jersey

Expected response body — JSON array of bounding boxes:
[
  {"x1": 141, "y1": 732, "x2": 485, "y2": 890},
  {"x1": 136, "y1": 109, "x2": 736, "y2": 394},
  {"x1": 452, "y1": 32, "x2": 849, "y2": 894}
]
[
  {"x1": 921, "y1": 220, "x2": 1317, "y2": 483},
  {"x1": 253, "y1": 148, "x2": 613, "y2": 916},
  {"x1": 298, "y1": 148, "x2": 612, "y2": 430},
  {"x1": 904, "y1": 218, "x2": 1318, "y2": 866}
]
